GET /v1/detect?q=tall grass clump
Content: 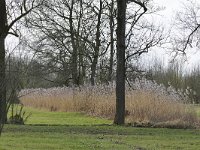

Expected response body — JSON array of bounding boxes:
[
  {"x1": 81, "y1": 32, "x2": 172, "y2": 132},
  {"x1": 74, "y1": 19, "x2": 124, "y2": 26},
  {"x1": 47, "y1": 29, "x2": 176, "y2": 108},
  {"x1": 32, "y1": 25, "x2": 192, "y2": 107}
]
[{"x1": 19, "y1": 78, "x2": 199, "y2": 128}]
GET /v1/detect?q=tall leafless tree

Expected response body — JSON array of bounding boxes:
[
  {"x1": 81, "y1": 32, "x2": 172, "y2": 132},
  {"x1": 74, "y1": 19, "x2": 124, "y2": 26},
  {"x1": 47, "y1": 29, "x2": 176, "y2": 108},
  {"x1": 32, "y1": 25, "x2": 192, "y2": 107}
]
[
  {"x1": 0, "y1": 0, "x2": 42, "y2": 134},
  {"x1": 114, "y1": 0, "x2": 126, "y2": 125},
  {"x1": 114, "y1": 0, "x2": 148, "y2": 125},
  {"x1": 90, "y1": 0, "x2": 103, "y2": 85},
  {"x1": 0, "y1": 0, "x2": 7, "y2": 133},
  {"x1": 105, "y1": 0, "x2": 116, "y2": 82}
]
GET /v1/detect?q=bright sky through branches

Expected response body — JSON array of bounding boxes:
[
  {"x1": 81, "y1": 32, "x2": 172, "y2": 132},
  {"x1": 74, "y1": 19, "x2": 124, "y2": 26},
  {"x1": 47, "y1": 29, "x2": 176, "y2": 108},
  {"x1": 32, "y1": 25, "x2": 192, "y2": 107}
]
[
  {"x1": 141, "y1": 0, "x2": 200, "y2": 70},
  {"x1": 6, "y1": 0, "x2": 200, "y2": 70}
]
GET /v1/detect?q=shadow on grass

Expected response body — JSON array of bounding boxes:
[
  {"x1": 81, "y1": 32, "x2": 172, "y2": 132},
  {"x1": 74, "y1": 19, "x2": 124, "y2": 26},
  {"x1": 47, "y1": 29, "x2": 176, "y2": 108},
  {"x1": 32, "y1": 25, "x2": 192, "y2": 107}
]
[{"x1": 4, "y1": 123, "x2": 199, "y2": 137}]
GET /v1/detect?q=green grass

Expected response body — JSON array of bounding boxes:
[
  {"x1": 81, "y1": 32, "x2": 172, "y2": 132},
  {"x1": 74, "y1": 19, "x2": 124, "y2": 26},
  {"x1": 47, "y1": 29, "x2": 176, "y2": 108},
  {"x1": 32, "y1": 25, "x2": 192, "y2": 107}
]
[
  {"x1": 0, "y1": 107, "x2": 200, "y2": 150},
  {"x1": 23, "y1": 107, "x2": 112, "y2": 125}
]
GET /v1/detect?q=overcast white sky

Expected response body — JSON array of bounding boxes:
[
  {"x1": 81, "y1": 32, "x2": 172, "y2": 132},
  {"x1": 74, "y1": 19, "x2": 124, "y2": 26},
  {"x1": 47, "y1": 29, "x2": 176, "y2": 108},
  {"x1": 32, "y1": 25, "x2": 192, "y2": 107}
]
[
  {"x1": 155, "y1": 0, "x2": 181, "y2": 12},
  {"x1": 140, "y1": 0, "x2": 200, "y2": 70}
]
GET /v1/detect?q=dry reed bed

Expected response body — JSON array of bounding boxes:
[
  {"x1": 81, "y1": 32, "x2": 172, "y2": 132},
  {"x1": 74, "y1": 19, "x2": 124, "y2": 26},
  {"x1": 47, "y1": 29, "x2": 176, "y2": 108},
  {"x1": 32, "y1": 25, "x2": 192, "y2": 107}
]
[{"x1": 19, "y1": 79, "x2": 200, "y2": 128}]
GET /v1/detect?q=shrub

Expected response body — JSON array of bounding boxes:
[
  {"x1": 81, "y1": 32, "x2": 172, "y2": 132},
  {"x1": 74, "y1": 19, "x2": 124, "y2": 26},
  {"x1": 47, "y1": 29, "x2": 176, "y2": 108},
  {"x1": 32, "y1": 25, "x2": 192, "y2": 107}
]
[{"x1": 7, "y1": 104, "x2": 31, "y2": 125}]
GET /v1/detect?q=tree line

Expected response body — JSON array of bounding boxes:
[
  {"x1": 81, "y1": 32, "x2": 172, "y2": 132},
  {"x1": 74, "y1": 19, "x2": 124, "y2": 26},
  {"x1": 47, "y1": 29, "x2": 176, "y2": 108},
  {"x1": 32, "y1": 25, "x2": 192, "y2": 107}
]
[{"x1": 1, "y1": 0, "x2": 200, "y2": 133}]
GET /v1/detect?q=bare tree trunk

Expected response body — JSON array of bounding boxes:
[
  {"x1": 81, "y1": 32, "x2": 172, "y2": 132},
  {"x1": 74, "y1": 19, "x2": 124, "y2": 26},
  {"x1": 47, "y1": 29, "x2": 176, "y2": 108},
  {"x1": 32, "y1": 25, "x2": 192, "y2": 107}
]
[
  {"x1": 114, "y1": 0, "x2": 126, "y2": 125},
  {"x1": 0, "y1": 38, "x2": 6, "y2": 132},
  {"x1": 90, "y1": 0, "x2": 103, "y2": 86},
  {"x1": 77, "y1": 0, "x2": 84, "y2": 85},
  {"x1": 90, "y1": 55, "x2": 98, "y2": 85},
  {"x1": 78, "y1": 45, "x2": 85, "y2": 85},
  {"x1": 0, "y1": 0, "x2": 41, "y2": 134},
  {"x1": 108, "y1": 0, "x2": 115, "y2": 82},
  {"x1": 69, "y1": 0, "x2": 78, "y2": 85},
  {"x1": 0, "y1": 0, "x2": 7, "y2": 131}
]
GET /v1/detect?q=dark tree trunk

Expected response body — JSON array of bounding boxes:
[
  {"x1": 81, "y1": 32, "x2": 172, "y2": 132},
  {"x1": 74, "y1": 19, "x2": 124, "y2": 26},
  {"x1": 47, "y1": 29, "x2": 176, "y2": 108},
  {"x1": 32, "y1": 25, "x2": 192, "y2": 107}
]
[
  {"x1": 108, "y1": 0, "x2": 115, "y2": 82},
  {"x1": 0, "y1": 0, "x2": 39, "y2": 134},
  {"x1": 0, "y1": 0, "x2": 7, "y2": 129},
  {"x1": 90, "y1": 55, "x2": 98, "y2": 86},
  {"x1": 69, "y1": 0, "x2": 78, "y2": 86},
  {"x1": 0, "y1": 38, "x2": 6, "y2": 127},
  {"x1": 114, "y1": 0, "x2": 126, "y2": 125},
  {"x1": 90, "y1": 0, "x2": 103, "y2": 86}
]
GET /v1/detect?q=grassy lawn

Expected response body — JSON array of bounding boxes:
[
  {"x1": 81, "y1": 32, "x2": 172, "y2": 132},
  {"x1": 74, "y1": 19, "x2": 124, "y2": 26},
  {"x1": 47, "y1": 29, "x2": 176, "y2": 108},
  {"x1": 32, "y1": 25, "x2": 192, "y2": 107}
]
[
  {"x1": 23, "y1": 107, "x2": 112, "y2": 125},
  {"x1": 0, "y1": 107, "x2": 200, "y2": 150}
]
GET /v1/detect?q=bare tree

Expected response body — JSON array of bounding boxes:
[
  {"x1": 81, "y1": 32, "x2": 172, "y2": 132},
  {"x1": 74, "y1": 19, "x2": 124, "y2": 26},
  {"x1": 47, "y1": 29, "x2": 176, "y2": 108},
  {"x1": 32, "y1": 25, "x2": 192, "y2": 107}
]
[
  {"x1": 114, "y1": 0, "x2": 148, "y2": 125},
  {"x1": 0, "y1": 0, "x2": 7, "y2": 134},
  {"x1": 0, "y1": 0, "x2": 42, "y2": 134},
  {"x1": 114, "y1": 0, "x2": 126, "y2": 125},
  {"x1": 90, "y1": 0, "x2": 103, "y2": 85},
  {"x1": 24, "y1": 0, "x2": 85, "y2": 86},
  {"x1": 105, "y1": 0, "x2": 117, "y2": 82},
  {"x1": 24, "y1": 0, "x2": 111, "y2": 86}
]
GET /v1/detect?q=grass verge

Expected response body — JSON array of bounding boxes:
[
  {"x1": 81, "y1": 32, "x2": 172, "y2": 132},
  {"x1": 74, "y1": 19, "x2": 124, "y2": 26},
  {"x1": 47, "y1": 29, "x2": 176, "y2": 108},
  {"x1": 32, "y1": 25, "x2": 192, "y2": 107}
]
[{"x1": 0, "y1": 107, "x2": 200, "y2": 150}]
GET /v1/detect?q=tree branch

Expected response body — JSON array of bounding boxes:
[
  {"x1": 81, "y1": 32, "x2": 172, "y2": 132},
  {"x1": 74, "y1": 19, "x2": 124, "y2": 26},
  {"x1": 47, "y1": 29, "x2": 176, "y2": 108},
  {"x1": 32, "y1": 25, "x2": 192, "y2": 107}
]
[
  {"x1": 182, "y1": 24, "x2": 200, "y2": 52},
  {"x1": 6, "y1": 0, "x2": 43, "y2": 34},
  {"x1": 7, "y1": 32, "x2": 19, "y2": 37},
  {"x1": 127, "y1": 0, "x2": 148, "y2": 12}
]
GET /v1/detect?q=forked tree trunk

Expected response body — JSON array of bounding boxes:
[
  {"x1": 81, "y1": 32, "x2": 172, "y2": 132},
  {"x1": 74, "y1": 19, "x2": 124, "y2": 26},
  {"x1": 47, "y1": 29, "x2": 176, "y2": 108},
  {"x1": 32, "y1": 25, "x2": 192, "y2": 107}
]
[
  {"x1": 114, "y1": 0, "x2": 126, "y2": 125},
  {"x1": 90, "y1": 0, "x2": 103, "y2": 86}
]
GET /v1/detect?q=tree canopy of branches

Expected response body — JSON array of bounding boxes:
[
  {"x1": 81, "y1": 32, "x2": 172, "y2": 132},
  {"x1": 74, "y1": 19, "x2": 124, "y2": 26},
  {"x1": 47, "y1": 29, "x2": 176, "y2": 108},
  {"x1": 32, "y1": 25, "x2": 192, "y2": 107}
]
[
  {"x1": 23, "y1": 0, "x2": 164, "y2": 87},
  {"x1": 172, "y1": 0, "x2": 200, "y2": 57},
  {"x1": 16, "y1": 0, "x2": 165, "y2": 125}
]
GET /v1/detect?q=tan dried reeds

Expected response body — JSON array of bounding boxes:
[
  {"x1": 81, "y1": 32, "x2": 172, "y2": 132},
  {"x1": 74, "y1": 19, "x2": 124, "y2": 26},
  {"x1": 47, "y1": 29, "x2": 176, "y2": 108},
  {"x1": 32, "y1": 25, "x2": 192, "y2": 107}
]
[{"x1": 19, "y1": 82, "x2": 199, "y2": 128}]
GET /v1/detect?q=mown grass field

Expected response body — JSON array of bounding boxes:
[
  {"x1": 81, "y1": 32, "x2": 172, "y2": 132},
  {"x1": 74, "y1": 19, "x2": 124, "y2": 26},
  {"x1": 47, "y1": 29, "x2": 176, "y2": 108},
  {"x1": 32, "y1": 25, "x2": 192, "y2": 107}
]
[{"x1": 0, "y1": 107, "x2": 200, "y2": 150}]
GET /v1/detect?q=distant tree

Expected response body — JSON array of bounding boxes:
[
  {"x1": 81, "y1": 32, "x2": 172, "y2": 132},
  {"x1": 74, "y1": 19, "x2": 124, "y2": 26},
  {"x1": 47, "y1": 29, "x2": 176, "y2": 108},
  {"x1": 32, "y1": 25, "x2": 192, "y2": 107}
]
[
  {"x1": 23, "y1": 0, "x2": 112, "y2": 86},
  {"x1": 105, "y1": 0, "x2": 117, "y2": 82}
]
